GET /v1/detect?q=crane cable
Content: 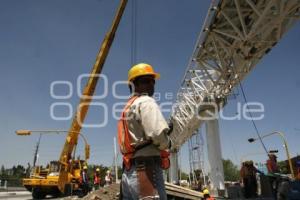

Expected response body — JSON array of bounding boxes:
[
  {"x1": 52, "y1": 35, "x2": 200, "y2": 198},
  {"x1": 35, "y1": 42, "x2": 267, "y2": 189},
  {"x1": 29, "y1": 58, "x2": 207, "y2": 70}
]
[
  {"x1": 238, "y1": 80, "x2": 269, "y2": 155},
  {"x1": 131, "y1": 0, "x2": 137, "y2": 65}
]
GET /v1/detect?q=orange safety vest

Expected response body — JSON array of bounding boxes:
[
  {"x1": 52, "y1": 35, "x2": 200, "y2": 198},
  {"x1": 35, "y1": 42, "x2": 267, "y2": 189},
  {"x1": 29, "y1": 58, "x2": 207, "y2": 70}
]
[
  {"x1": 267, "y1": 159, "x2": 278, "y2": 173},
  {"x1": 118, "y1": 96, "x2": 170, "y2": 170},
  {"x1": 94, "y1": 174, "x2": 100, "y2": 184}
]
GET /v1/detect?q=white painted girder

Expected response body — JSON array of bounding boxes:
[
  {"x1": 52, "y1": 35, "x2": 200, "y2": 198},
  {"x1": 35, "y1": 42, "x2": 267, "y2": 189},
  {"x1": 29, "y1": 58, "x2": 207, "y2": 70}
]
[{"x1": 169, "y1": 0, "x2": 300, "y2": 150}]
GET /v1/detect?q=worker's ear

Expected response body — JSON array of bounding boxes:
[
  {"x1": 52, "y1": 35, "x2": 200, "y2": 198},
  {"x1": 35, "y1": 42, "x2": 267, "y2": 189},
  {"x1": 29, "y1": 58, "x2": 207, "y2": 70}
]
[
  {"x1": 128, "y1": 81, "x2": 136, "y2": 93},
  {"x1": 129, "y1": 84, "x2": 132, "y2": 93}
]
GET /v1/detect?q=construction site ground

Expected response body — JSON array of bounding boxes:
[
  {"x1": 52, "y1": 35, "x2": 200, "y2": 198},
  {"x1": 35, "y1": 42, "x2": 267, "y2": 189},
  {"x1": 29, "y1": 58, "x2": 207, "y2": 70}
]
[
  {"x1": 63, "y1": 183, "x2": 204, "y2": 200},
  {"x1": 63, "y1": 184, "x2": 120, "y2": 200},
  {"x1": 61, "y1": 184, "x2": 275, "y2": 200}
]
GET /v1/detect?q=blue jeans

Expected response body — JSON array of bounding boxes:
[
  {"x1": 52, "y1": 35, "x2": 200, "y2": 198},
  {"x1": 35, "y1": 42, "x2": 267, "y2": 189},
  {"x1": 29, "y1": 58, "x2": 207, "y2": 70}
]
[{"x1": 121, "y1": 161, "x2": 167, "y2": 200}]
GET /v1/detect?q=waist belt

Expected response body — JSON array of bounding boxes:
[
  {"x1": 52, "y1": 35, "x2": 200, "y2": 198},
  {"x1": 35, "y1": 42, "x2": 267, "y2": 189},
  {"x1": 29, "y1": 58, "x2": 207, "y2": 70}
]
[{"x1": 131, "y1": 156, "x2": 161, "y2": 167}]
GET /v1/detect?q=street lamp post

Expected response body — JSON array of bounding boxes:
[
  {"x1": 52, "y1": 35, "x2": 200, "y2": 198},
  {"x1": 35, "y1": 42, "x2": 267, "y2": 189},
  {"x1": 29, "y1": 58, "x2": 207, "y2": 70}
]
[
  {"x1": 248, "y1": 131, "x2": 295, "y2": 179},
  {"x1": 16, "y1": 129, "x2": 90, "y2": 160}
]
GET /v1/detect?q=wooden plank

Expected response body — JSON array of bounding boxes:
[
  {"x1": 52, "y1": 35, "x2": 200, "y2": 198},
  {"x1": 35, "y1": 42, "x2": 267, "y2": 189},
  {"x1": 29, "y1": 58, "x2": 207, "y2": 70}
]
[{"x1": 165, "y1": 182, "x2": 203, "y2": 199}]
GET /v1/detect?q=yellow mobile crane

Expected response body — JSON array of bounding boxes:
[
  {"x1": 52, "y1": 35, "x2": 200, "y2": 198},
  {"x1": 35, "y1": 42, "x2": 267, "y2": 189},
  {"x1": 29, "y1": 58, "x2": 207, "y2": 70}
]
[{"x1": 16, "y1": 0, "x2": 127, "y2": 198}]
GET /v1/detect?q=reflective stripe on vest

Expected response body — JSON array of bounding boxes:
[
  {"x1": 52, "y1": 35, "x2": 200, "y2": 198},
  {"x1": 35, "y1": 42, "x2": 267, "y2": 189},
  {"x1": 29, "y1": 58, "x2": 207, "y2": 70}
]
[
  {"x1": 117, "y1": 96, "x2": 139, "y2": 155},
  {"x1": 94, "y1": 175, "x2": 100, "y2": 184}
]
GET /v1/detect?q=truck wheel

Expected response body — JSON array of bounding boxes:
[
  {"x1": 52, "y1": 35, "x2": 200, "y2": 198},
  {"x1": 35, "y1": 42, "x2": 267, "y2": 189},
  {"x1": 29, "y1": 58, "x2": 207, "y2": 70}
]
[
  {"x1": 32, "y1": 188, "x2": 46, "y2": 199},
  {"x1": 64, "y1": 184, "x2": 72, "y2": 196}
]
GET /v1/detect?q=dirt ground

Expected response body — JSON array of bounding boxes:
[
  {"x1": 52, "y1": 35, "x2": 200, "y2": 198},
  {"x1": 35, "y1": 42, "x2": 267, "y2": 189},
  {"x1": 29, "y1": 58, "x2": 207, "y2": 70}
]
[{"x1": 63, "y1": 184, "x2": 120, "y2": 200}]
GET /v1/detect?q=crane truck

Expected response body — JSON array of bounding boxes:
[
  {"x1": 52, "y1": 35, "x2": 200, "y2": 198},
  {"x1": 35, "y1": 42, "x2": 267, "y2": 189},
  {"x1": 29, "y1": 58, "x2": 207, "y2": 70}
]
[{"x1": 16, "y1": 0, "x2": 128, "y2": 198}]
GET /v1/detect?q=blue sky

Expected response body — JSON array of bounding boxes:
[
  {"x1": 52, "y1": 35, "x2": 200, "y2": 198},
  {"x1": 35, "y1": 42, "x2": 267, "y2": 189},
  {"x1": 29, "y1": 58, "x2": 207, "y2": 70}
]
[{"x1": 0, "y1": 0, "x2": 299, "y2": 173}]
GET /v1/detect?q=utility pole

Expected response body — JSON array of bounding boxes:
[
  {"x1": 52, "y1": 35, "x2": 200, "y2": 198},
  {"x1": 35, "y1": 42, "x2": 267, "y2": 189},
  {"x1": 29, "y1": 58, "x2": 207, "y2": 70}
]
[
  {"x1": 33, "y1": 133, "x2": 42, "y2": 167},
  {"x1": 114, "y1": 137, "x2": 119, "y2": 183}
]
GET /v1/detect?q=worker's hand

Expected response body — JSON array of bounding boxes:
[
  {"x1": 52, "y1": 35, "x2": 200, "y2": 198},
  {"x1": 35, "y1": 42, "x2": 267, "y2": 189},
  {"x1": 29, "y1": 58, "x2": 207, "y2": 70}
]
[{"x1": 167, "y1": 121, "x2": 173, "y2": 135}]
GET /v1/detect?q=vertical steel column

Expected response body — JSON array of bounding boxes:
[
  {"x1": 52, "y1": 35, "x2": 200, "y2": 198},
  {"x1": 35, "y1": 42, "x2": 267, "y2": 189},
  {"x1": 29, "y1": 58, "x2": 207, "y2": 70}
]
[
  {"x1": 169, "y1": 149, "x2": 179, "y2": 184},
  {"x1": 205, "y1": 119, "x2": 224, "y2": 195}
]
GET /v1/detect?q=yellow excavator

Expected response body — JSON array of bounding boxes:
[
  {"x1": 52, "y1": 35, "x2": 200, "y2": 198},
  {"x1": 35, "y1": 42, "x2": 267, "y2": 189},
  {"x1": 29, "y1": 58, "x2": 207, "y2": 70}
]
[{"x1": 16, "y1": 0, "x2": 127, "y2": 198}]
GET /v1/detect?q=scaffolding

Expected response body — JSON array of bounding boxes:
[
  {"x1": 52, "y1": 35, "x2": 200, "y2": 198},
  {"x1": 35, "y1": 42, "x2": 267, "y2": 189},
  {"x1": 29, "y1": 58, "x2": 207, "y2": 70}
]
[{"x1": 188, "y1": 129, "x2": 206, "y2": 190}]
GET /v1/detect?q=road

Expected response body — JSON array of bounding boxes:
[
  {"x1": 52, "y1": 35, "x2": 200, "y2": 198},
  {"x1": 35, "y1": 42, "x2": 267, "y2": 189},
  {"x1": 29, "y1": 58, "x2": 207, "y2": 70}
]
[
  {"x1": 0, "y1": 191, "x2": 31, "y2": 200},
  {"x1": 0, "y1": 192, "x2": 64, "y2": 200}
]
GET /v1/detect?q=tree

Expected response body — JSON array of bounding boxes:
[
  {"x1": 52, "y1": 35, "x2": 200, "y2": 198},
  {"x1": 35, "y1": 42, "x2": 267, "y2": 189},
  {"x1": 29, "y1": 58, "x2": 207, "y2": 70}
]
[
  {"x1": 277, "y1": 160, "x2": 289, "y2": 174},
  {"x1": 0, "y1": 165, "x2": 5, "y2": 175},
  {"x1": 11, "y1": 165, "x2": 25, "y2": 177},
  {"x1": 223, "y1": 159, "x2": 239, "y2": 181},
  {"x1": 180, "y1": 171, "x2": 189, "y2": 180}
]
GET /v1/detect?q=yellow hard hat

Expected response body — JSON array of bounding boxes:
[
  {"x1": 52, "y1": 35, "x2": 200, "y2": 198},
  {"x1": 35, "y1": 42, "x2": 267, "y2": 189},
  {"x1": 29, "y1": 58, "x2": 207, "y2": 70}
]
[
  {"x1": 83, "y1": 165, "x2": 87, "y2": 170},
  {"x1": 96, "y1": 168, "x2": 100, "y2": 172},
  {"x1": 128, "y1": 63, "x2": 160, "y2": 82},
  {"x1": 203, "y1": 189, "x2": 209, "y2": 195}
]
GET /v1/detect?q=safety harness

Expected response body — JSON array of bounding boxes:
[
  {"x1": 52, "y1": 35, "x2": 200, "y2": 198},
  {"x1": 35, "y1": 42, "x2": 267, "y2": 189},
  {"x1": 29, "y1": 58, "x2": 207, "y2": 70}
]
[{"x1": 117, "y1": 96, "x2": 170, "y2": 170}]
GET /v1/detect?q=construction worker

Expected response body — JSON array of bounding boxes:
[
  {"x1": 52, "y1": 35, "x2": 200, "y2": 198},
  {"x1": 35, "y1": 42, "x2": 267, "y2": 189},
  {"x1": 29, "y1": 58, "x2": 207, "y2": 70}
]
[
  {"x1": 202, "y1": 189, "x2": 215, "y2": 200},
  {"x1": 240, "y1": 160, "x2": 263, "y2": 198},
  {"x1": 296, "y1": 158, "x2": 300, "y2": 180},
  {"x1": 118, "y1": 63, "x2": 172, "y2": 200},
  {"x1": 104, "y1": 170, "x2": 113, "y2": 186},
  {"x1": 266, "y1": 154, "x2": 280, "y2": 198},
  {"x1": 93, "y1": 168, "x2": 101, "y2": 190},
  {"x1": 80, "y1": 165, "x2": 90, "y2": 195},
  {"x1": 267, "y1": 154, "x2": 279, "y2": 174}
]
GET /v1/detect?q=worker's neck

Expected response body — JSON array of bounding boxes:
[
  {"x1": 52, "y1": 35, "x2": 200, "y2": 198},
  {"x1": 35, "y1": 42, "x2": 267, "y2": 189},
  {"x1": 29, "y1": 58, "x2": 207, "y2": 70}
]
[{"x1": 132, "y1": 92, "x2": 152, "y2": 97}]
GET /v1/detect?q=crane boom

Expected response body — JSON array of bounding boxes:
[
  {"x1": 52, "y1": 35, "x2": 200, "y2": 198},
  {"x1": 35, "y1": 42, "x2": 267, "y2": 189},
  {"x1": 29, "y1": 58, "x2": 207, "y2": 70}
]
[
  {"x1": 57, "y1": 0, "x2": 128, "y2": 193},
  {"x1": 59, "y1": 0, "x2": 127, "y2": 165}
]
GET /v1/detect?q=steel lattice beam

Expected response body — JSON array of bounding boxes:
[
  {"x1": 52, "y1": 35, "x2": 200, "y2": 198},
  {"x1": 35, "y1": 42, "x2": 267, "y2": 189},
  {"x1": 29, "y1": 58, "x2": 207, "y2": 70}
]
[{"x1": 170, "y1": 0, "x2": 300, "y2": 150}]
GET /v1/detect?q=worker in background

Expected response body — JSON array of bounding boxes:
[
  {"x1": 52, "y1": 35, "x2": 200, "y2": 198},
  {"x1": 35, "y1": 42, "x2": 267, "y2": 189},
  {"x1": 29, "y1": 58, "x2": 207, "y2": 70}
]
[
  {"x1": 240, "y1": 160, "x2": 262, "y2": 198},
  {"x1": 104, "y1": 170, "x2": 112, "y2": 187},
  {"x1": 202, "y1": 189, "x2": 215, "y2": 200},
  {"x1": 247, "y1": 160, "x2": 263, "y2": 197},
  {"x1": 267, "y1": 154, "x2": 279, "y2": 173},
  {"x1": 118, "y1": 63, "x2": 172, "y2": 200},
  {"x1": 80, "y1": 165, "x2": 90, "y2": 195},
  {"x1": 93, "y1": 168, "x2": 101, "y2": 190},
  {"x1": 296, "y1": 158, "x2": 300, "y2": 180},
  {"x1": 240, "y1": 161, "x2": 250, "y2": 198},
  {"x1": 266, "y1": 154, "x2": 280, "y2": 199}
]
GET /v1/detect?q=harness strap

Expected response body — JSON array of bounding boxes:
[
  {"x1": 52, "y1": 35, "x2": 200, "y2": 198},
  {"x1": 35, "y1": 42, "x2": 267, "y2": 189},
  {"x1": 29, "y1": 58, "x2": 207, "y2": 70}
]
[
  {"x1": 118, "y1": 96, "x2": 139, "y2": 169},
  {"x1": 118, "y1": 96, "x2": 170, "y2": 170}
]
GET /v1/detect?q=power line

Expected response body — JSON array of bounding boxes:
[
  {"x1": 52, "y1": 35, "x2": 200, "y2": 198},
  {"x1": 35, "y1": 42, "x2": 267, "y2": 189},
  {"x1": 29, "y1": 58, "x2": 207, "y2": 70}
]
[{"x1": 238, "y1": 81, "x2": 269, "y2": 155}]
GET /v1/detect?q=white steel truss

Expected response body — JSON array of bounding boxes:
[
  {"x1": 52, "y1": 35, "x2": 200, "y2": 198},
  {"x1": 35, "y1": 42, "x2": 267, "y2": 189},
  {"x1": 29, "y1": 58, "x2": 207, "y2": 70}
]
[
  {"x1": 170, "y1": 0, "x2": 300, "y2": 150},
  {"x1": 188, "y1": 130, "x2": 206, "y2": 188}
]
